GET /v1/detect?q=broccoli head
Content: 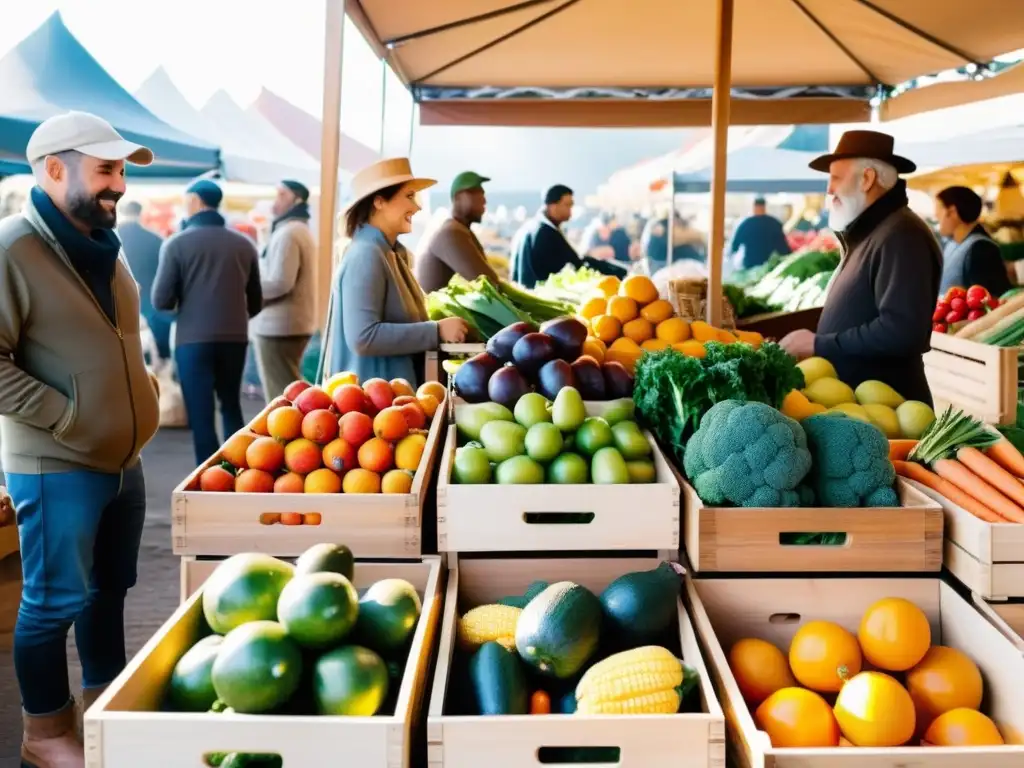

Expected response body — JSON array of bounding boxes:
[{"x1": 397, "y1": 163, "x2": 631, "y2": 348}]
[
  {"x1": 683, "y1": 399, "x2": 813, "y2": 507},
  {"x1": 801, "y1": 413, "x2": 899, "y2": 507}
]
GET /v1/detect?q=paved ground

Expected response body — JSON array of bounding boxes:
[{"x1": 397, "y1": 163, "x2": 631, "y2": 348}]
[{"x1": 0, "y1": 396, "x2": 264, "y2": 766}]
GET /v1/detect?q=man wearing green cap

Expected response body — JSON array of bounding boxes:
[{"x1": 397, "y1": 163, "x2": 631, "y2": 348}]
[{"x1": 414, "y1": 171, "x2": 500, "y2": 293}]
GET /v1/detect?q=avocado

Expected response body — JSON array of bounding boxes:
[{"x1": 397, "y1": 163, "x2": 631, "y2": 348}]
[
  {"x1": 599, "y1": 563, "x2": 680, "y2": 645},
  {"x1": 469, "y1": 642, "x2": 529, "y2": 715}
]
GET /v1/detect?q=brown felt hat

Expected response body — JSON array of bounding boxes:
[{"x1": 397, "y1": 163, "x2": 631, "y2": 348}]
[{"x1": 809, "y1": 130, "x2": 916, "y2": 175}]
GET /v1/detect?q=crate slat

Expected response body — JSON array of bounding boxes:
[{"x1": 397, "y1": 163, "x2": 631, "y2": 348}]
[
  {"x1": 972, "y1": 595, "x2": 1024, "y2": 654},
  {"x1": 924, "y1": 332, "x2": 1018, "y2": 426}
]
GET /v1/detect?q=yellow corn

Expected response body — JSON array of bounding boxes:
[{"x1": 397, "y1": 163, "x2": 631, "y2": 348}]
[
  {"x1": 456, "y1": 604, "x2": 521, "y2": 652},
  {"x1": 575, "y1": 646, "x2": 685, "y2": 715}
]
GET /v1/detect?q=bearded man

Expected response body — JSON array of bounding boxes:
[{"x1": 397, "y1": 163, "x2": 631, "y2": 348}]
[
  {"x1": 779, "y1": 130, "x2": 941, "y2": 405},
  {"x1": 0, "y1": 111, "x2": 161, "y2": 766}
]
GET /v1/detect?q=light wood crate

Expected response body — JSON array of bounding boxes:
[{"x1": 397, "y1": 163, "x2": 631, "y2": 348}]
[
  {"x1": 973, "y1": 596, "x2": 1024, "y2": 654},
  {"x1": 86, "y1": 556, "x2": 444, "y2": 768},
  {"x1": 924, "y1": 332, "x2": 1018, "y2": 426},
  {"x1": 171, "y1": 401, "x2": 445, "y2": 558},
  {"x1": 425, "y1": 343, "x2": 487, "y2": 384},
  {"x1": 0, "y1": 525, "x2": 20, "y2": 649},
  {"x1": 686, "y1": 574, "x2": 1024, "y2": 767},
  {"x1": 682, "y1": 476, "x2": 942, "y2": 573},
  {"x1": 437, "y1": 401, "x2": 680, "y2": 553},
  {"x1": 427, "y1": 555, "x2": 725, "y2": 768},
  {"x1": 905, "y1": 478, "x2": 1024, "y2": 599}
]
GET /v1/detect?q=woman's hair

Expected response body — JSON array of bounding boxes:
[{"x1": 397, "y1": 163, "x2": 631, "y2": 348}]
[
  {"x1": 937, "y1": 186, "x2": 983, "y2": 224},
  {"x1": 345, "y1": 182, "x2": 404, "y2": 237}
]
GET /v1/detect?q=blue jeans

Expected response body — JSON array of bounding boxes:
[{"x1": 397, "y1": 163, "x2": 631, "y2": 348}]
[
  {"x1": 8, "y1": 463, "x2": 147, "y2": 715},
  {"x1": 175, "y1": 341, "x2": 248, "y2": 466}
]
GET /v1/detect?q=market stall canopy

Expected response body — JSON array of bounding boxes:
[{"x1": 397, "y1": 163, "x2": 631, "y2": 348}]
[
  {"x1": 0, "y1": 12, "x2": 218, "y2": 177},
  {"x1": 901, "y1": 124, "x2": 1024, "y2": 192},
  {"x1": 348, "y1": 0, "x2": 1024, "y2": 127}
]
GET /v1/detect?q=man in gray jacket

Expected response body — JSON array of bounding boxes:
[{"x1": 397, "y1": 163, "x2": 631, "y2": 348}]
[
  {"x1": 251, "y1": 180, "x2": 317, "y2": 399},
  {"x1": 152, "y1": 179, "x2": 262, "y2": 464}
]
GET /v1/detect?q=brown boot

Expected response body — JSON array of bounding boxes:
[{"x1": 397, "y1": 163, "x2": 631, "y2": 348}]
[{"x1": 21, "y1": 703, "x2": 84, "y2": 768}]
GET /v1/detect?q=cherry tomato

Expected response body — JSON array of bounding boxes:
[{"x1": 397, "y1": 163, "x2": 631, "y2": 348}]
[
  {"x1": 932, "y1": 307, "x2": 948, "y2": 322},
  {"x1": 950, "y1": 297, "x2": 967, "y2": 313},
  {"x1": 935, "y1": 300, "x2": 951, "y2": 315},
  {"x1": 967, "y1": 308, "x2": 986, "y2": 321},
  {"x1": 933, "y1": 323, "x2": 947, "y2": 333},
  {"x1": 946, "y1": 310, "x2": 964, "y2": 324}
]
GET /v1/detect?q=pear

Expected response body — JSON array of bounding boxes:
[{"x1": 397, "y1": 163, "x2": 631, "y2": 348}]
[
  {"x1": 455, "y1": 402, "x2": 514, "y2": 442},
  {"x1": 552, "y1": 387, "x2": 586, "y2": 433},
  {"x1": 855, "y1": 380, "x2": 905, "y2": 409}
]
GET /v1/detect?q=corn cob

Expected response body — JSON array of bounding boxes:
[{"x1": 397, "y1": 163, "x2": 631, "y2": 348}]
[
  {"x1": 457, "y1": 604, "x2": 521, "y2": 652},
  {"x1": 575, "y1": 646, "x2": 692, "y2": 715}
]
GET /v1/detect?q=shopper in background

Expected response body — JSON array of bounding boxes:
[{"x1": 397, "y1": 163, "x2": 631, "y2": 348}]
[
  {"x1": 934, "y1": 185, "x2": 1012, "y2": 298},
  {"x1": 415, "y1": 170, "x2": 500, "y2": 293},
  {"x1": 117, "y1": 200, "x2": 172, "y2": 360},
  {"x1": 250, "y1": 179, "x2": 317, "y2": 401},
  {"x1": 0, "y1": 111, "x2": 161, "y2": 767},
  {"x1": 152, "y1": 179, "x2": 263, "y2": 464},
  {"x1": 729, "y1": 196, "x2": 792, "y2": 269},
  {"x1": 318, "y1": 158, "x2": 469, "y2": 386},
  {"x1": 579, "y1": 212, "x2": 634, "y2": 264}
]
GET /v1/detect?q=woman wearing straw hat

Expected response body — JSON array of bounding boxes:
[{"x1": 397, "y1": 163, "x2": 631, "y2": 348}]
[{"x1": 318, "y1": 158, "x2": 469, "y2": 386}]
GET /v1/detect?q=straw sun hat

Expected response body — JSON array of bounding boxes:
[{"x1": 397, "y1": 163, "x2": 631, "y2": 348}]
[{"x1": 343, "y1": 158, "x2": 436, "y2": 215}]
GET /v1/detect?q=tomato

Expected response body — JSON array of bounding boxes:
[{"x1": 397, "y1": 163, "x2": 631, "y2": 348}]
[
  {"x1": 932, "y1": 307, "x2": 948, "y2": 322},
  {"x1": 834, "y1": 671, "x2": 916, "y2": 746},
  {"x1": 945, "y1": 309, "x2": 964, "y2": 324},
  {"x1": 966, "y1": 285, "x2": 989, "y2": 308},
  {"x1": 728, "y1": 638, "x2": 797, "y2": 705},
  {"x1": 949, "y1": 297, "x2": 967, "y2": 313},
  {"x1": 754, "y1": 687, "x2": 840, "y2": 748},
  {"x1": 923, "y1": 708, "x2": 1004, "y2": 746},
  {"x1": 933, "y1": 323, "x2": 947, "y2": 333},
  {"x1": 967, "y1": 309, "x2": 986, "y2": 321},
  {"x1": 858, "y1": 597, "x2": 931, "y2": 672},
  {"x1": 906, "y1": 646, "x2": 983, "y2": 734},
  {"x1": 935, "y1": 300, "x2": 951, "y2": 314},
  {"x1": 788, "y1": 620, "x2": 862, "y2": 693}
]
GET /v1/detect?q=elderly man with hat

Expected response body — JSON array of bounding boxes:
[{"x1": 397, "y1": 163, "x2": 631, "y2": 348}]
[
  {"x1": 414, "y1": 170, "x2": 501, "y2": 293},
  {"x1": 0, "y1": 110, "x2": 162, "y2": 766},
  {"x1": 152, "y1": 178, "x2": 263, "y2": 465},
  {"x1": 780, "y1": 130, "x2": 942, "y2": 405},
  {"x1": 250, "y1": 179, "x2": 318, "y2": 400}
]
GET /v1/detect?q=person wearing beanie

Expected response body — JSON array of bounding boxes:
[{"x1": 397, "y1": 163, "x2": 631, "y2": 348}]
[
  {"x1": 934, "y1": 185, "x2": 1011, "y2": 298},
  {"x1": 250, "y1": 179, "x2": 318, "y2": 399},
  {"x1": 152, "y1": 178, "x2": 263, "y2": 464},
  {"x1": 414, "y1": 170, "x2": 501, "y2": 293}
]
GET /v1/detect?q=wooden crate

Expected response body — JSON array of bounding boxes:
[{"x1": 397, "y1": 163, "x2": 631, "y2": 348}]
[
  {"x1": 437, "y1": 401, "x2": 680, "y2": 553},
  {"x1": 923, "y1": 332, "x2": 1018, "y2": 425},
  {"x1": 171, "y1": 402, "x2": 445, "y2": 557},
  {"x1": 682, "y1": 477, "x2": 943, "y2": 573},
  {"x1": 905, "y1": 478, "x2": 1024, "y2": 599},
  {"x1": 427, "y1": 555, "x2": 725, "y2": 768},
  {"x1": 0, "y1": 524, "x2": 20, "y2": 649},
  {"x1": 686, "y1": 574, "x2": 1024, "y2": 767},
  {"x1": 86, "y1": 556, "x2": 444, "y2": 768},
  {"x1": 972, "y1": 596, "x2": 1024, "y2": 653},
  {"x1": 425, "y1": 343, "x2": 487, "y2": 385}
]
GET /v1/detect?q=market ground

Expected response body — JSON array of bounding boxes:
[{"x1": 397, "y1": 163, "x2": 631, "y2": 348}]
[{"x1": 0, "y1": 396, "x2": 265, "y2": 767}]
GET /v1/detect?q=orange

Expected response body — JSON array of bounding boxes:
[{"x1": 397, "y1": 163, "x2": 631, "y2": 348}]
[
  {"x1": 581, "y1": 336, "x2": 606, "y2": 363},
  {"x1": 905, "y1": 646, "x2": 983, "y2": 733},
  {"x1": 342, "y1": 467, "x2": 382, "y2": 494},
  {"x1": 673, "y1": 340, "x2": 706, "y2": 359},
  {"x1": 580, "y1": 295, "x2": 607, "y2": 320},
  {"x1": 607, "y1": 295, "x2": 639, "y2": 324},
  {"x1": 728, "y1": 638, "x2": 796, "y2": 706},
  {"x1": 267, "y1": 406, "x2": 304, "y2": 441},
  {"x1": 322, "y1": 438, "x2": 357, "y2": 474},
  {"x1": 399, "y1": 401, "x2": 427, "y2": 430},
  {"x1": 245, "y1": 437, "x2": 286, "y2": 473},
  {"x1": 621, "y1": 317, "x2": 654, "y2": 344},
  {"x1": 373, "y1": 406, "x2": 410, "y2": 441},
  {"x1": 620, "y1": 275, "x2": 658, "y2": 305},
  {"x1": 382, "y1": 469, "x2": 414, "y2": 494},
  {"x1": 595, "y1": 275, "x2": 620, "y2": 298},
  {"x1": 689, "y1": 320, "x2": 720, "y2": 342},
  {"x1": 923, "y1": 708, "x2": 1004, "y2": 746},
  {"x1": 235, "y1": 468, "x2": 275, "y2": 494},
  {"x1": 395, "y1": 433, "x2": 427, "y2": 471},
  {"x1": 591, "y1": 314, "x2": 622, "y2": 344},
  {"x1": 273, "y1": 472, "x2": 305, "y2": 494},
  {"x1": 640, "y1": 299, "x2": 674, "y2": 325},
  {"x1": 788, "y1": 620, "x2": 862, "y2": 693},
  {"x1": 283, "y1": 438, "x2": 322, "y2": 475},
  {"x1": 358, "y1": 437, "x2": 394, "y2": 473},
  {"x1": 858, "y1": 597, "x2": 931, "y2": 672},
  {"x1": 389, "y1": 378, "x2": 416, "y2": 398},
  {"x1": 834, "y1": 671, "x2": 916, "y2": 747},
  {"x1": 304, "y1": 467, "x2": 342, "y2": 494},
  {"x1": 417, "y1": 393, "x2": 440, "y2": 420},
  {"x1": 221, "y1": 432, "x2": 257, "y2": 469},
  {"x1": 606, "y1": 337, "x2": 641, "y2": 374},
  {"x1": 754, "y1": 687, "x2": 839, "y2": 748},
  {"x1": 656, "y1": 317, "x2": 690, "y2": 344},
  {"x1": 641, "y1": 338, "x2": 669, "y2": 352},
  {"x1": 416, "y1": 381, "x2": 446, "y2": 403}
]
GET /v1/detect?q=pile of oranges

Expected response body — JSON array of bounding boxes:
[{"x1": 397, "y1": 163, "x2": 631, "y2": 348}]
[
  {"x1": 196, "y1": 376, "x2": 445, "y2": 496},
  {"x1": 578, "y1": 275, "x2": 763, "y2": 373},
  {"x1": 729, "y1": 597, "x2": 1005, "y2": 749}
]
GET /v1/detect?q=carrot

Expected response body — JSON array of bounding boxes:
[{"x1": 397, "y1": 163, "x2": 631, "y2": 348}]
[
  {"x1": 933, "y1": 459, "x2": 1024, "y2": 523},
  {"x1": 530, "y1": 690, "x2": 551, "y2": 715},
  {"x1": 893, "y1": 460, "x2": 1007, "y2": 523},
  {"x1": 985, "y1": 438, "x2": 1024, "y2": 477},
  {"x1": 957, "y1": 446, "x2": 1024, "y2": 512},
  {"x1": 888, "y1": 440, "x2": 918, "y2": 462}
]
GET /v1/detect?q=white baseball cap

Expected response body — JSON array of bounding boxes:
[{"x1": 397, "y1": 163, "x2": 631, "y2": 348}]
[{"x1": 26, "y1": 111, "x2": 154, "y2": 166}]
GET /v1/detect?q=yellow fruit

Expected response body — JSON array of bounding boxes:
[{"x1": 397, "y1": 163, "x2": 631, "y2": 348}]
[
  {"x1": 754, "y1": 688, "x2": 840, "y2": 748},
  {"x1": 797, "y1": 357, "x2": 837, "y2": 386},
  {"x1": 323, "y1": 370, "x2": 358, "y2": 396},
  {"x1": 729, "y1": 638, "x2": 797, "y2": 705},
  {"x1": 394, "y1": 432, "x2": 427, "y2": 471},
  {"x1": 780, "y1": 389, "x2": 826, "y2": 421},
  {"x1": 673, "y1": 340, "x2": 706, "y2": 358},
  {"x1": 803, "y1": 377, "x2": 856, "y2": 408},
  {"x1": 607, "y1": 337, "x2": 641, "y2": 373},
  {"x1": 734, "y1": 329, "x2": 763, "y2": 348},
  {"x1": 656, "y1": 317, "x2": 690, "y2": 344},
  {"x1": 607, "y1": 295, "x2": 639, "y2": 323},
  {"x1": 582, "y1": 336, "x2": 606, "y2": 363},
  {"x1": 622, "y1": 317, "x2": 654, "y2": 344},
  {"x1": 621, "y1": 275, "x2": 658, "y2": 305},
  {"x1": 641, "y1": 338, "x2": 669, "y2": 352},
  {"x1": 580, "y1": 295, "x2": 607, "y2": 320},
  {"x1": 906, "y1": 646, "x2": 983, "y2": 735},
  {"x1": 834, "y1": 671, "x2": 916, "y2": 747},
  {"x1": 855, "y1": 380, "x2": 905, "y2": 409},
  {"x1": 381, "y1": 468, "x2": 414, "y2": 494},
  {"x1": 591, "y1": 314, "x2": 622, "y2": 344},
  {"x1": 829, "y1": 402, "x2": 872, "y2": 423},
  {"x1": 596, "y1": 275, "x2": 621, "y2": 298},
  {"x1": 923, "y1": 708, "x2": 1004, "y2": 746},
  {"x1": 788, "y1": 620, "x2": 862, "y2": 693},
  {"x1": 718, "y1": 329, "x2": 738, "y2": 343},
  {"x1": 858, "y1": 597, "x2": 932, "y2": 672},
  {"x1": 863, "y1": 403, "x2": 901, "y2": 438},
  {"x1": 640, "y1": 299, "x2": 674, "y2": 325},
  {"x1": 689, "y1": 320, "x2": 721, "y2": 342}
]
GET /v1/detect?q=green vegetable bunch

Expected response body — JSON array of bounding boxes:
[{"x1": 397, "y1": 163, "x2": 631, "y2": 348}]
[{"x1": 802, "y1": 413, "x2": 899, "y2": 507}]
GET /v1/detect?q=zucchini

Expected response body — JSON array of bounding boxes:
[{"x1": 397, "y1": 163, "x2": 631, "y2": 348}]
[{"x1": 469, "y1": 642, "x2": 529, "y2": 715}]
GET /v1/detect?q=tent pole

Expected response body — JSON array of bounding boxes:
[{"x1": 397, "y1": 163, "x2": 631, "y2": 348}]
[
  {"x1": 408, "y1": 102, "x2": 417, "y2": 157},
  {"x1": 707, "y1": 0, "x2": 734, "y2": 326},
  {"x1": 379, "y1": 59, "x2": 388, "y2": 155},
  {"x1": 317, "y1": 0, "x2": 346, "y2": 331}
]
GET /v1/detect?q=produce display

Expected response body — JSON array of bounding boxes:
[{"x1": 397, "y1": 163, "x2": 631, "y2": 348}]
[
  {"x1": 193, "y1": 376, "x2": 445, "y2": 497},
  {"x1": 726, "y1": 250, "x2": 840, "y2": 318},
  {"x1": 940, "y1": 286, "x2": 1024, "y2": 346},
  {"x1": 453, "y1": 317, "x2": 635, "y2": 403},
  {"x1": 165, "y1": 544, "x2": 422, "y2": 755},
  {"x1": 452, "y1": 387, "x2": 654, "y2": 485},
  {"x1": 532, "y1": 264, "x2": 616, "y2": 304},
  {"x1": 729, "y1": 596, "x2": 1005, "y2": 747},
  {"x1": 452, "y1": 563, "x2": 700, "y2": 721},
  {"x1": 932, "y1": 284, "x2": 1002, "y2": 335}
]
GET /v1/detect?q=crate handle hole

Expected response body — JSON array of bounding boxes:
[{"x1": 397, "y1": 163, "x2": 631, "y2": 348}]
[
  {"x1": 769, "y1": 613, "x2": 801, "y2": 624},
  {"x1": 778, "y1": 532, "x2": 848, "y2": 546},
  {"x1": 204, "y1": 752, "x2": 283, "y2": 767},
  {"x1": 523, "y1": 512, "x2": 595, "y2": 526},
  {"x1": 537, "y1": 746, "x2": 621, "y2": 764}
]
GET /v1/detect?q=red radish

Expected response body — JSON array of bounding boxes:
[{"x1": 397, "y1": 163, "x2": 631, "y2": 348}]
[
  {"x1": 945, "y1": 310, "x2": 963, "y2": 324},
  {"x1": 950, "y1": 297, "x2": 967, "y2": 313}
]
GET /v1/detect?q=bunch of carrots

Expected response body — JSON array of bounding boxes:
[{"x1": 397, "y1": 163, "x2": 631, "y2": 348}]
[{"x1": 890, "y1": 407, "x2": 1024, "y2": 524}]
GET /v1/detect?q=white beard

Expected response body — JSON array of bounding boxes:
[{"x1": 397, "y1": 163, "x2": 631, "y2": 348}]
[{"x1": 828, "y1": 189, "x2": 869, "y2": 232}]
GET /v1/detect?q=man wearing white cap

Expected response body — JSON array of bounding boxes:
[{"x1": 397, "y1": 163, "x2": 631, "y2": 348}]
[{"x1": 0, "y1": 111, "x2": 161, "y2": 766}]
